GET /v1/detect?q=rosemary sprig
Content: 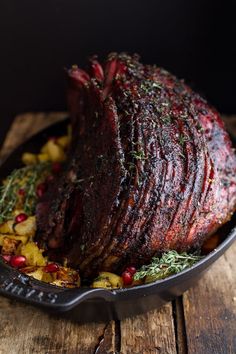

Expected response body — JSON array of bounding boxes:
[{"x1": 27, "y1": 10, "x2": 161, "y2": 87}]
[
  {"x1": 0, "y1": 162, "x2": 51, "y2": 223},
  {"x1": 134, "y1": 250, "x2": 202, "y2": 283}
]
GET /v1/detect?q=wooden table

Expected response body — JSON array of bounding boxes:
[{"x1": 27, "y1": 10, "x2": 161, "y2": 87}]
[{"x1": 0, "y1": 113, "x2": 235, "y2": 354}]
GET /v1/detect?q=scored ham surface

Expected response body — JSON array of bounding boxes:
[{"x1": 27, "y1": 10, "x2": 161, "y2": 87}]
[{"x1": 36, "y1": 53, "x2": 236, "y2": 277}]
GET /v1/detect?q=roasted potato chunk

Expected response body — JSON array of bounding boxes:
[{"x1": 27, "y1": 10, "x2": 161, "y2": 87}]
[
  {"x1": 57, "y1": 135, "x2": 70, "y2": 149},
  {"x1": 92, "y1": 272, "x2": 123, "y2": 289},
  {"x1": 21, "y1": 266, "x2": 53, "y2": 282},
  {"x1": 0, "y1": 220, "x2": 15, "y2": 234},
  {"x1": 20, "y1": 242, "x2": 46, "y2": 266},
  {"x1": 40, "y1": 143, "x2": 48, "y2": 154},
  {"x1": 1, "y1": 237, "x2": 20, "y2": 255},
  {"x1": 56, "y1": 267, "x2": 80, "y2": 286},
  {"x1": 37, "y1": 153, "x2": 50, "y2": 162},
  {"x1": 92, "y1": 278, "x2": 113, "y2": 289},
  {"x1": 0, "y1": 234, "x2": 28, "y2": 247},
  {"x1": 22, "y1": 152, "x2": 38, "y2": 165},
  {"x1": 14, "y1": 216, "x2": 36, "y2": 237},
  {"x1": 45, "y1": 140, "x2": 66, "y2": 162}
]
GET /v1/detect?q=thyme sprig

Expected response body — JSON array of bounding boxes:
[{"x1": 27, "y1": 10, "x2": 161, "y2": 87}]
[
  {"x1": 179, "y1": 134, "x2": 189, "y2": 146},
  {"x1": 130, "y1": 149, "x2": 148, "y2": 161},
  {"x1": 140, "y1": 80, "x2": 162, "y2": 94},
  {"x1": 0, "y1": 162, "x2": 51, "y2": 223},
  {"x1": 134, "y1": 250, "x2": 202, "y2": 282}
]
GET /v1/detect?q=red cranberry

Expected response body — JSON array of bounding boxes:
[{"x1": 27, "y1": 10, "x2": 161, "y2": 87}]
[
  {"x1": 52, "y1": 162, "x2": 62, "y2": 174},
  {"x1": 10, "y1": 255, "x2": 26, "y2": 268},
  {"x1": 36, "y1": 183, "x2": 47, "y2": 198},
  {"x1": 122, "y1": 271, "x2": 133, "y2": 285},
  {"x1": 15, "y1": 213, "x2": 28, "y2": 223},
  {"x1": 2, "y1": 255, "x2": 12, "y2": 263},
  {"x1": 126, "y1": 266, "x2": 136, "y2": 275},
  {"x1": 18, "y1": 188, "x2": 25, "y2": 196},
  {"x1": 44, "y1": 263, "x2": 59, "y2": 273}
]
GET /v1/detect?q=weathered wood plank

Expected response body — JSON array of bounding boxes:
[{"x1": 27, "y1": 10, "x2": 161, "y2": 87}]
[
  {"x1": 183, "y1": 242, "x2": 236, "y2": 354},
  {"x1": 120, "y1": 304, "x2": 177, "y2": 354},
  {"x1": 0, "y1": 112, "x2": 67, "y2": 159},
  {"x1": 0, "y1": 296, "x2": 115, "y2": 354}
]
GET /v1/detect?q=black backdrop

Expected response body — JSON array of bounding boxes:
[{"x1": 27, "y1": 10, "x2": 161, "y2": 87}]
[{"x1": 0, "y1": 0, "x2": 235, "y2": 147}]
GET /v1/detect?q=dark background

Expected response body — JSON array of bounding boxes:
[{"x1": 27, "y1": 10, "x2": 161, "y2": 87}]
[{"x1": 0, "y1": 0, "x2": 235, "y2": 147}]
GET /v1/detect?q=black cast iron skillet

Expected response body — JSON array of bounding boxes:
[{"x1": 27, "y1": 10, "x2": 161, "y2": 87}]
[{"x1": 0, "y1": 119, "x2": 235, "y2": 322}]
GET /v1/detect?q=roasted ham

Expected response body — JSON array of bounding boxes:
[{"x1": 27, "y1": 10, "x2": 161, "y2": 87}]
[{"x1": 36, "y1": 53, "x2": 236, "y2": 277}]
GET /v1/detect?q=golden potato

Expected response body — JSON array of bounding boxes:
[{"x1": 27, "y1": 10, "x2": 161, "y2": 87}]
[
  {"x1": 56, "y1": 267, "x2": 80, "y2": 285},
  {"x1": 14, "y1": 216, "x2": 36, "y2": 237},
  {"x1": 51, "y1": 279, "x2": 70, "y2": 288},
  {"x1": 21, "y1": 266, "x2": 44, "y2": 281},
  {"x1": 1, "y1": 237, "x2": 20, "y2": 254},
  {"x1": 92, "y1": 278, "x2": 113, "y2": 289},
  {"x1": 57, "y1": 135, "x2": 70, "y2": 149},
  {"x1": 99, "y1": 272, "x2": 123, "y2": 288},
  {"x1": 92, "y1": 272, "x2": 123, "y2": 289},
  {"x1": 20, "y1": 242, "x2": 47, "y2": 266},
  {"x1": 37, "y1": 153, "x2": 50, "y2": 162},
  {"x1": 46, "y1": 140, "x2": 66, "y2": 162},
  {"x1": 22, "y1": 152, "x2": 38, "y2": 165},
  {"x1": 40, "y1": 143, "x2": 48, "y2": 154},
  {"x1": 21, "y1": 266, "x2": 53, "y2": 282},
  {"x1": 0, "y1": 234, "x2": 28, "y2": 247},
  {"x1": 0, "y1": 220, "x2": 14, "y2": 234}
]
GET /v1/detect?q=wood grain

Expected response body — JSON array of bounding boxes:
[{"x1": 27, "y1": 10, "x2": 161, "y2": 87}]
[
  {"x1": 0, "y1": 296, "x2": 115, "y2": 354},
  {"x1": 120, "y1": 304, "x2": 177, "y2": 354},
  {"x1": 0, "y1": 112, "x2": 67, "y2": 160},
  {"x1": 183, "y1": 243, "x2": 236, "y2": 354},
  {"x1": 0, "y1": 112, "x2": 235, "y2": 354}
]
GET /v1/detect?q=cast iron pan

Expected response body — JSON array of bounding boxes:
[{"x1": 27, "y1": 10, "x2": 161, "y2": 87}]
[{"x1": 0, "y1": 119, "x2": 235, "y2": 323}]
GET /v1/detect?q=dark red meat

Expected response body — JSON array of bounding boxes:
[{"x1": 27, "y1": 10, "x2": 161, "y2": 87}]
[{"x1": 36, "y1": 53, "x2": 236, "y2": 277}]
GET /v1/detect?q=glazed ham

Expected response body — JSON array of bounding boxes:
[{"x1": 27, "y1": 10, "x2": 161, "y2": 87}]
[{"x1": 36, "y1": 53, "x2": 236, "y2": 277}]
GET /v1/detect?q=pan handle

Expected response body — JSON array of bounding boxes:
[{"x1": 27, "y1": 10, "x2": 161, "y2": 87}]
[{"x1": 0, "y1": 263, "x2": 116, "y2": 312}]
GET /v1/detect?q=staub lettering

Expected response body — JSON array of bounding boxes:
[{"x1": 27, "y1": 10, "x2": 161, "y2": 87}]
[{"x1": 0, "y1": 276, "x2": 58, "y2": 304}]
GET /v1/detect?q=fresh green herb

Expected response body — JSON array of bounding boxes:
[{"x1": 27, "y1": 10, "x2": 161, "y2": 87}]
[
  {"x1": 134, "y1": 250, "x2": 202, "y2": 283},
  {"x1": 140, "y1": 80, "x2": 162, "y2": 94},
  {"x1": 0, "y1": 162, "x2": 50, "y2": 223},
  {"x1": 161, "y1": 115, "x2": 172, "y2": 124},
  {"x1": 152, "y1": 82, "x2": 162, "y2": 89},
  {"x1": 127, "y1": 162, "x2": 136, "y2": 171},
  {"x1": 130, "y1": 150, "x2": 147, "y2": 161},
  {"x1": 179, "y1": 134, "x2": 189, "y2": 146},
  {"x1": 196, "y1": 123, "x2": 204, "y2": 133},
  {"x1": 179, "y1": 151, "x2": 186, "y2": 159}
]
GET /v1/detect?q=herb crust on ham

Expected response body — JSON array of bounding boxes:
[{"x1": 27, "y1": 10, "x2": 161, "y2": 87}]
[{"x1": 36, "y1": 53, "x2": 236, "y2": 277}]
